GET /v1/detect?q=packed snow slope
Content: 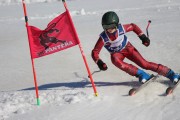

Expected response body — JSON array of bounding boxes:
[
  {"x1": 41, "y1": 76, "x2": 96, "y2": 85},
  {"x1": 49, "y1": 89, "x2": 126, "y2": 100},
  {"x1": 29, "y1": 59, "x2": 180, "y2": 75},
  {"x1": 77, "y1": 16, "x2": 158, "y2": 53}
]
[{"x1": 0, "y1": 0, "x2": 180, "y2": 120}]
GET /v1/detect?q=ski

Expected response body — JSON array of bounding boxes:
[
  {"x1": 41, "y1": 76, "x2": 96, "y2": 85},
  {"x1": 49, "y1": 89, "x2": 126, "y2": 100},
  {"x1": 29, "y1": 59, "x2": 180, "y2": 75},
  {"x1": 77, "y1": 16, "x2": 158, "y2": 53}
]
[
  {"x1": 166, "y1": 79, "x2": 180, "y2": 95},
  {"x1": 129, "y1": 74, "x2": 159, "y2": 96}
]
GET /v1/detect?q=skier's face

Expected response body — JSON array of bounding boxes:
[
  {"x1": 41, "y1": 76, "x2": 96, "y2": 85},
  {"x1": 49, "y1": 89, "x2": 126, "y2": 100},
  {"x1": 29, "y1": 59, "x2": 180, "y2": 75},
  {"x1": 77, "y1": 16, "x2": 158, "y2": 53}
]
[{"x1": 106, "y1": 27, "x2": 117, "y2": 34}]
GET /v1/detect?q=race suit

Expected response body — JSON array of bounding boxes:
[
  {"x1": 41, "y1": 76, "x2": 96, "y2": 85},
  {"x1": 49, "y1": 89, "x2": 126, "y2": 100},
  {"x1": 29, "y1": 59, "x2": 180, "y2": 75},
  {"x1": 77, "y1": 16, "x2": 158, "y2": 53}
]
[{"x1": 91, "y1": 23, "x2": 170, "y2": 77}]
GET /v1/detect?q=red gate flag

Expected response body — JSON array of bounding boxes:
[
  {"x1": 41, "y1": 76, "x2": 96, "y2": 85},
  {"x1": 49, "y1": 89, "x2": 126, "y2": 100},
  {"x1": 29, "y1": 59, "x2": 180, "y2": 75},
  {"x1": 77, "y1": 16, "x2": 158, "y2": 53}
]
[
  {"x1": 22, "y1": 0, "x2": 98, "y2": 106},
  {"x1": 28, "y1": 11, "x2": 79, "y2": 59}
]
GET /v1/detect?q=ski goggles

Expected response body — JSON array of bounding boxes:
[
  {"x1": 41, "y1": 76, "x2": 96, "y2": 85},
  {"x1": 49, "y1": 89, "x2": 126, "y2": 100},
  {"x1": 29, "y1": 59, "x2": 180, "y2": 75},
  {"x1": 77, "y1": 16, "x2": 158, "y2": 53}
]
[{"x1": 102, "y1": 24, "x2": 117, "y2": 30}]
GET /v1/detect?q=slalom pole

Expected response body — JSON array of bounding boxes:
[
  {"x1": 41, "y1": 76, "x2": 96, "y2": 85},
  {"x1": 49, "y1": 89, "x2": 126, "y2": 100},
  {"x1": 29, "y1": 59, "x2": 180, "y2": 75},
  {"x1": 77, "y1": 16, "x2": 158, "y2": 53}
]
[
  {"x1": 146, "y1": 20, "x2": 151, "y2": 38},
  {"x1": 62, "y1": 0, "x2": 98, "y2": 96},
  {"x1": 22, "y1": 0, "x2": 40, "y2": 106}
]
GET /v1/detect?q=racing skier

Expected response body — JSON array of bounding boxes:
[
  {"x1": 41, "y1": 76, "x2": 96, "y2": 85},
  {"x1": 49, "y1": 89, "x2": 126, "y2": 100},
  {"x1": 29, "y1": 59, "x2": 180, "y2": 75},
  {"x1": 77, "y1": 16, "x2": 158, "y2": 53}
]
[{"x1": 91, "y1": 11, "x2": 180, "y2": 83}]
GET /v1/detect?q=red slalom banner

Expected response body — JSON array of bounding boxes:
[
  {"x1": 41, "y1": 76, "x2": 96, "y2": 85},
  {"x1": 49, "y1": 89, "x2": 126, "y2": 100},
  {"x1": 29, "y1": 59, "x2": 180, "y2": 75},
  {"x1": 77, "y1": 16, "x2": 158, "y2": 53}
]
[
  {"x1": 28, "y1": 11, "x2": 79, "y2": 58},
  {"x1": 22, "y1": 0, "x2": 98, "y2": 106}
]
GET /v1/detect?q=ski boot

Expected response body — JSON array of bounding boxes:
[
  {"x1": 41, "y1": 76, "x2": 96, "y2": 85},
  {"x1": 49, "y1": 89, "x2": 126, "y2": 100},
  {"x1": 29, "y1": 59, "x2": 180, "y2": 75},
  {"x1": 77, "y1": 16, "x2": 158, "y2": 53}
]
[
  {"x1": 136, "y1": 69, "x2": 151, "y2": 84},
  {"x1": 166, "y1": 70, "x2": 180, "y2": 84}
]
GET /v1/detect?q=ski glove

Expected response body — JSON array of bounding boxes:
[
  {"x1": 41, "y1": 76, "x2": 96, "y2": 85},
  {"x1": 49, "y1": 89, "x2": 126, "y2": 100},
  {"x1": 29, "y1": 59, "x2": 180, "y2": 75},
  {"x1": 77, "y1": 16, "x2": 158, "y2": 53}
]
[
  {"x1": 139, "y1": 34, "x2": 150, "y2": 47},
  {"x1": 97, "y1": 59, "x2": 108, "y2": 71}
]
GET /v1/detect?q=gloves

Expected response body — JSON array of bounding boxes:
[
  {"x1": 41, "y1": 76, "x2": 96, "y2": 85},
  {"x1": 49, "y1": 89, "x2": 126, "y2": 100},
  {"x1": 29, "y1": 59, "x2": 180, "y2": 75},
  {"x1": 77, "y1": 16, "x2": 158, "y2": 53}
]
[
  {"x1": 139, "y1": 34, "x2": 150, "y2": 47},
  {"x1": 97, "y1": 59, "x2": 108, "y2": 71}
]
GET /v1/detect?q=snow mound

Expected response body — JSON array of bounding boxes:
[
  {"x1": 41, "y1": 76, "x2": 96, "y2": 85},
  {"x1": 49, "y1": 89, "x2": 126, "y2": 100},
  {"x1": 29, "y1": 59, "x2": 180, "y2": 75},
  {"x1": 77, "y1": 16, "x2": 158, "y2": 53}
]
[{"x1": 0, "y1": 89, "x2": 95, "y2": 119}]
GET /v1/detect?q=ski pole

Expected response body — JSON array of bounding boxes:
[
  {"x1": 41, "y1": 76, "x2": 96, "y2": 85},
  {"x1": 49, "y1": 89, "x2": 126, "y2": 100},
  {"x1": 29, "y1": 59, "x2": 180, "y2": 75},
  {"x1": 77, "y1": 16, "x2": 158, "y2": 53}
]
[
  {"x1": 146, "y1": 20, "x2": 151, "y2": 38},
  {"x1": 88, "y1": 70, "x2": 101, "y2": 78}
]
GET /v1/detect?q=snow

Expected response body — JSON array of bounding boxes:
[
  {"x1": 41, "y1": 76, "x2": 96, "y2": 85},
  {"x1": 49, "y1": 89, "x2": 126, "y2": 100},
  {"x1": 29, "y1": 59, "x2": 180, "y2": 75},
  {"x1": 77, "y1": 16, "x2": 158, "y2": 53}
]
[{"x1": 0, "y1": 0, "x2": 180, "y2": 120}]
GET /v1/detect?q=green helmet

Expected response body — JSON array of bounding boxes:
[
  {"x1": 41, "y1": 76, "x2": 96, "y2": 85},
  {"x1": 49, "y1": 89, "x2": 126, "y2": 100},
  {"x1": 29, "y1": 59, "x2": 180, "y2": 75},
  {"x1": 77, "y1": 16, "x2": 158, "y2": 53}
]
[{"x1": 101, "y1": 11, "x2": 119, "y2": 29}]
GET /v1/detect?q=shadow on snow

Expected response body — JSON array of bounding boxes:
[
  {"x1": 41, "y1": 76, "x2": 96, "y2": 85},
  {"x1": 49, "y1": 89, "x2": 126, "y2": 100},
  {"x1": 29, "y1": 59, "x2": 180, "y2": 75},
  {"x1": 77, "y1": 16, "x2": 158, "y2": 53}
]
[
  {"x1": 20, "y1": 79, "x2": 170, "y2": 91},
  {"x1": 20, "y1": 80, "x2": 138, "y2": 91}
]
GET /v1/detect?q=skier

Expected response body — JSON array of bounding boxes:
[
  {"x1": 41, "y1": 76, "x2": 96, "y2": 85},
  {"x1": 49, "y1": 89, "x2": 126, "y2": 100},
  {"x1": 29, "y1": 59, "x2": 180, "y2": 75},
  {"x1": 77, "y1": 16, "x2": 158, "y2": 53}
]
[{"x1": 91, "y1": 11, "x2": 180, "y2": 83}]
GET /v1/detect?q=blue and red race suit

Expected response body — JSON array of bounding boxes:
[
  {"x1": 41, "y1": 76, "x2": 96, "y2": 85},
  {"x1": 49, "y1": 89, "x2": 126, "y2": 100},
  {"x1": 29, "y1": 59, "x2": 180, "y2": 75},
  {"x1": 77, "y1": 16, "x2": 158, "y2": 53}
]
[{"x1": 91, "y1": 23, "x2": 170, "y2": 77}]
